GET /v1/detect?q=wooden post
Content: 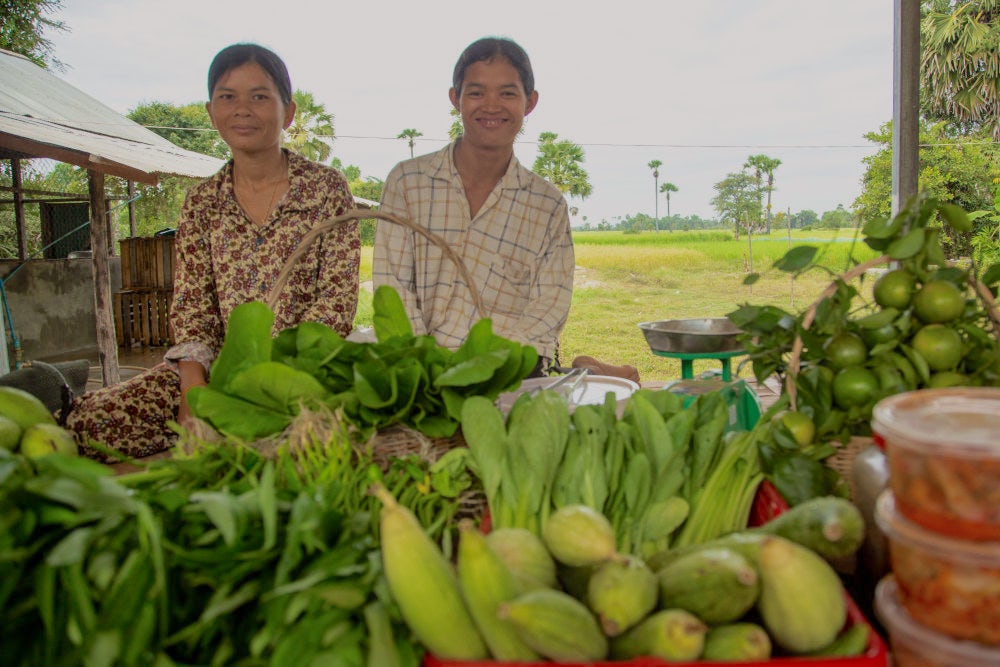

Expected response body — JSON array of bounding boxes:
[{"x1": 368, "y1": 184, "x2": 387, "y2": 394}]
[
  {"x1": 892, "y1": 0, "x2": 920, "y2": 216},
  {"x1": 11, "y1": 158, "x2": 28, "y2": 260},
  {"x1": 88, "y1": 170, "x2": 120, "y2": 386},
  {"x1": 127, "y1": 180, "x2": 137, "y2": 237}
]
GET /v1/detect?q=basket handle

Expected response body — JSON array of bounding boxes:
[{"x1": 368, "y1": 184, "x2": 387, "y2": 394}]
[
  {"x1": 785, "y1": 254, "x2": 1000, "y2": 409},
  {"x1": 265, "y1": 208, "x2": 486, "y2": 314}
]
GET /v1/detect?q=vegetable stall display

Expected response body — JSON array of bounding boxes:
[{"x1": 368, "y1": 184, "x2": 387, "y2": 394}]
[{"x1": 0, "y1": 278, "x2": 888, "y2": 665}]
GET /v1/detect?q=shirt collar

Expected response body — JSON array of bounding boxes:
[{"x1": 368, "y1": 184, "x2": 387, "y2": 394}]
[{"x1": 426, "y1": 141, "x2": 530, "y2": 192}]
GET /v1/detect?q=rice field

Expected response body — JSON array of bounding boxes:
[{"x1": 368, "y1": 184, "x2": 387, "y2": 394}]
[{"x1": 356, "y1": 228, "x2": 882, "y2": 383}]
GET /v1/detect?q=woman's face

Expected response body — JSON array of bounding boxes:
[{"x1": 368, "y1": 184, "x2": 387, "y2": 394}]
[
  {"x1": 206, "y1": 61, "x2": 295, "y2": 156},
  {"x1": 450, "y1": 57, "x2": 538, "y2": 153}
]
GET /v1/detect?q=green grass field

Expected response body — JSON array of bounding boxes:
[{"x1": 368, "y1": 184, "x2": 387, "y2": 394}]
[{"x1": 356, "y1": 228, "x2": 881, "y2": 383}]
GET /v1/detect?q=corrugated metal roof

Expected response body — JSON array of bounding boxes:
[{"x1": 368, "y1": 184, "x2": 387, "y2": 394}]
[{"x1": 0, "y1": 48, "x2": 224, "y2": 183}]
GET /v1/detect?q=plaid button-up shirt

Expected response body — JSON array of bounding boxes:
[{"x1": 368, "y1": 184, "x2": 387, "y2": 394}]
[{"x1": 373, "y1": 142, "x2": 574, "y2": 361}]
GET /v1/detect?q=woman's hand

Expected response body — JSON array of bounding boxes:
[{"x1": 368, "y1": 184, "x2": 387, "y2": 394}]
[{"x1": 178, "y1": 360, "x2": 208, "y2": 425}]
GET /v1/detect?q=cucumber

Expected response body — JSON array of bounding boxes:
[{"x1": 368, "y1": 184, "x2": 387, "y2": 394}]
[
  {"x1": 656, "y1": 547, "x2": 760, "y2": 624},
  {"x1": 754, "y1": 496, "x2": 864, "y2": 561},
  {"x1": 648, "y1": 495, "x2": 864, "y2": 570}
]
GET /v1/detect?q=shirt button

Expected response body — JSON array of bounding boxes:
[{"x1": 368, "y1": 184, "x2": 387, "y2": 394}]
[
  {"x1": 256, "y1": 237, "x2": 264, "y2": 246},
  {"x1": 260, "y1": 283, "x2": 267, "y2": 291}
]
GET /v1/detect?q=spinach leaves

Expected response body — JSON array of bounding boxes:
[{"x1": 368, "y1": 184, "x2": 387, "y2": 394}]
[{"x1": 189, "y1": 286, "x2": 537, "y2": 441}]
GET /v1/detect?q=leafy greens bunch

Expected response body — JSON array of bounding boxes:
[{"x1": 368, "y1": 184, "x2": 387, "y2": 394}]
[
  {"x1": 0, "y1": 422, "x2": 470, "y2": 667},
  {"x1": 188, "y1": 285, "x2": 538, "y2": 441},
  {"x1": 460, "y1": 386, "x2": 764, "y2": 560}
]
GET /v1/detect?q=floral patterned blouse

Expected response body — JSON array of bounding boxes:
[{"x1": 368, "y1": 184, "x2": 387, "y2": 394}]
[{"x1": 164, "y1": 150, "x2": 359, "y2": 374}]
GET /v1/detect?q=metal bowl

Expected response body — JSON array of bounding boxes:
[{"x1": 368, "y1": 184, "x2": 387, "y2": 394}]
[{"x1": 638, "y1": 318, "x2": 744, "y2": 354}]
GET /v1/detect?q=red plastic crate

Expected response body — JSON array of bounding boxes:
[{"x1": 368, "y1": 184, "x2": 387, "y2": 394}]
[{"x1": 425, "y1": 481, "x2": 889, "y2": 667}]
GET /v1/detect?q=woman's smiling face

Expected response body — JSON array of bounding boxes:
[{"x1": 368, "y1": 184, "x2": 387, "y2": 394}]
[{"x1": 450, "y1": 57, "x2": 538, "y2": 151}]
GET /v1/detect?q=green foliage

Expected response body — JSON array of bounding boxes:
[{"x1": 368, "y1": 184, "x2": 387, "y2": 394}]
[
  {"x1": 0, "y1": 0, "x2": 66, "y2": 69},
  {"x1": 128, "y1": 101, "x2": 228, "y2": 159},
  {"x1": 532, "y1": 131, "x2": 593, "y2": 199},
  {"x1": 285, "y1": 90, "x2": 334, "y2": 163},
  {"x1": 853, "y1": 119, "x2": 1000, "y2": 259},
  {"x1": 711, "y1": 171, "x2": 762, "y2": 233}
]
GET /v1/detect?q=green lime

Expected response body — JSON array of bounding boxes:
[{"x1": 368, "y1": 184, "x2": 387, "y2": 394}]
[
  {"x1": 779, "y1": 411, "x2": 816, "y2": 447},
  {"x1": 911, "y1": 324, "x2": 963, "y2": 372},
  {"x1": 913, "y1": 280, "x2": 965, "y2": 324},
  {"x1": 873, "y1": 269, "x2": 916, "y2": 310},
  {"x1": 824, "y1": 332, "x2": 869, "y2": 370},
  {"x1": 833, "y1": 366, "x2": 880, "y2": 409}
]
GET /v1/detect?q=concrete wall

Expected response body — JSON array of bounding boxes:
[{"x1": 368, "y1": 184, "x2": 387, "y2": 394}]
[{"x1": 1, "y1": 257, "x2": 121, "y2": 364}]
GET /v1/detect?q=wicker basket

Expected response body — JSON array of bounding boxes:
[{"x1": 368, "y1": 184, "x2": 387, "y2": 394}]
[
  {"x1": 267, "y1": 208, "x2": 492, "y2": 516},
  {"x1": 784, "y1": 254, "x2": 1000, "y2": 497}
]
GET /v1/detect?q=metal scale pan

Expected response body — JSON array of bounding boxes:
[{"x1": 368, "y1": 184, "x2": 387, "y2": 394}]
[{"x1": 638, "y1": 318, "x2": 745, "y2": 380}]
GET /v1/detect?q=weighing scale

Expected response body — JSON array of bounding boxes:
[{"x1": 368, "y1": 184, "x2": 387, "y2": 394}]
[{"x1": 638, "y1": 318, "x2": 762, "y2": 431}]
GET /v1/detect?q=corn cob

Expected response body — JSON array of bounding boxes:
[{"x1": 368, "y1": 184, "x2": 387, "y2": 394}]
[
  {"x1": 456, "y1": 520, "x2": 540, "y2": 661},
  {"x1": 371, "y1": 484, "x2": 487, "y2": 660},
  {"x1": 497, "y1": 588, "x2": 608, "y2": 662}
]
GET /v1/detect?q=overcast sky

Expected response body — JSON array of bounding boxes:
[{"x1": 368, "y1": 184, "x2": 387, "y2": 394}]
[{"x1": 47, "y1": 0, "x2": 894, "y2": 224}]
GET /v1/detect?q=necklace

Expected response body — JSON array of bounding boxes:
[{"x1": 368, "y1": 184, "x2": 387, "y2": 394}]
[{"x1": 234, "y1": 154, "x2": 288, "y2": 226}]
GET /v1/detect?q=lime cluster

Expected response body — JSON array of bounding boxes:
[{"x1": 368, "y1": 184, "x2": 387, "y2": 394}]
[{"x1": 802, "y1": 264, "x2": 1000, "y2": 441}]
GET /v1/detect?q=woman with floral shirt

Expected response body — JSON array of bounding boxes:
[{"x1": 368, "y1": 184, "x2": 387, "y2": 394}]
[{"x1": 66, "y1": 43, "x2": 360, "y2": 460}]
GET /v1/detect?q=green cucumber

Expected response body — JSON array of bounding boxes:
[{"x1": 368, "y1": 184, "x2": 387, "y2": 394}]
[
  {"x1": 648, "y1": 495, "x2": 864, "y2": 570},
  {"x1": 656, "y1": 547, "x2": 759, "y2": 624}
]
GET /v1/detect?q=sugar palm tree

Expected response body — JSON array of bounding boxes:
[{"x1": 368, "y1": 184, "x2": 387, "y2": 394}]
[
  {"x1": 922, "y1": 0, "x2": 1000, "y2": 138},
  {"x1": 533, "y1": 131, "x2": 593, "y2": 199},
  {"x1": 744, "y1": 154, "x2": 781, "y2": 233},
  {"x1": 660, "y1": 182, "x2": 678, "y2": 231},
  {"x1": 397, "y1": 128, "x2": 422, "y2": 158},
  {"x1": 648, "y1": 160, "x2": 662, "y2": 232},
  {"x1": 283, "y1": 90, "x2": 334, "y2": 163}
]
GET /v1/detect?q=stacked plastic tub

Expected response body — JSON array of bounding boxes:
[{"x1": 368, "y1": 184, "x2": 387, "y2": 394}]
[{"x1": 870, "y1": 387, "x2": 1000, "y2": 666}]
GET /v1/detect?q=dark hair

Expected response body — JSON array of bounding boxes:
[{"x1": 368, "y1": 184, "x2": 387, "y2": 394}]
[
  {"x1": 207, "y1": 43, "x2": 293, "y2": 105},
  {"x1": 452, "y1": 37, "x2": 534, "y2": 96}
]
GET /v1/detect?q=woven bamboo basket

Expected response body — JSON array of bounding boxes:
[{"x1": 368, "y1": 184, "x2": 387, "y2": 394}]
[
  {"x1": 784, "y1": 254, "x2": 1000, "y2": 498},
  {"x1": 266, "y1": 208, "x2": 489, "y2": 515}
]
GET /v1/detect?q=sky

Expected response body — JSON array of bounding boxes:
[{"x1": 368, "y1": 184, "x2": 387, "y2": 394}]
[{"x1": 45, "y1": 0, "x2": 895, "y2": 225}]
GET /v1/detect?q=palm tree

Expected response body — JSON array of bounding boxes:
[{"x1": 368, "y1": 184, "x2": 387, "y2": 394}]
[
  {"x1": 648, "y1": 160, "x2": 662, "y2": 232},
  {"x1": 533, "y1": 131, "x2": 593, "y2": 199},
  {"x1": 397, "y1": 128, "x2": 423, "y2": 158},
  {"x1": 283, "y1": 90, "x2": 334, "y2": 163},
  {"x1": 922, "y1": 1, "x2": 1000, "y2": 138},
  {"x1": 660, "y1": 182, "x2": 678, "y2": 231},
  {"x1": 744, "y1": 154, "x2": 781, "y2": 233}
]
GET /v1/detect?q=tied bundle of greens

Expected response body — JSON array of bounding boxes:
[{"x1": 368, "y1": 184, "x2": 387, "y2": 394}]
[
  {"x1": 460, "y1": 386, "x2": 766, "y2": 559},
  {"x1": 187, "y1": 285, "x2": 537, "y2": 441}
]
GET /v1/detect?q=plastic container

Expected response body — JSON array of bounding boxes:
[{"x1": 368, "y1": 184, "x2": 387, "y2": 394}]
[
  {"x1": 871, "y1": 387, "x2": 1000, "y2": 541},
  {"x1": 874, "y1": 490, "x2": 1000, "y2": 645},
  {"x1": 426, "y1": 484, "x2": 889, "y2": 667},
  {"x1": 875, "y1": 575, "x2": 1000, "y2": 667}
]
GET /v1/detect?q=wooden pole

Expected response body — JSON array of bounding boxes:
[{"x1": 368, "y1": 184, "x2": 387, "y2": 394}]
[
  {"x1": 892, "y1": 0, "x2": 920, "y2": 216},
  {"x1": 11, "y1": 159, "x2": 28, "y2": 260},
  {"x1": 88, "y1": 170, "x2": 120, "y2": 386},
  {"x1": 127, "y1": 180, "x2": 137, "y2": 237}
]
